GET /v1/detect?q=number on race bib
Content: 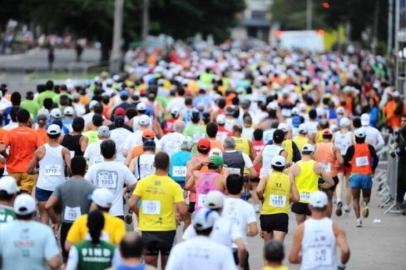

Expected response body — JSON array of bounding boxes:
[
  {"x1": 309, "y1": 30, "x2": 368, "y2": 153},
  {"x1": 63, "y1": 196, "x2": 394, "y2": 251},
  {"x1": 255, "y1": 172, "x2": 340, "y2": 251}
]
[
  {"x1": 310, "y1": 247, "x2": 333, "y2": 266},
  {"x1": 96, "y1": 171, "x2": 118, "y2": 189},
  {"x1": 64, "y1": 206, "x2": 81, "y2": 221},
  {"x1": 269, "y1": 195, "x2": 286, "y2": 207},
  {"x1": 172, "y1": 166, "x2": 187, "y2": 177},
  {"x1": 142, "y1": 200, "x2": 161, "y2": 215},
  {"x1": 355, "y1": 156, "x2": 369, "y2": 167},
  {"x1": 228, "y1": 168, "x2": 241, "y2": 175},
  {"x1": 44, "y1": 165, "x2": 62, "y2": 176},
  {"x1": 300, "y1": 192, "x2": 311, "y2": 203}
]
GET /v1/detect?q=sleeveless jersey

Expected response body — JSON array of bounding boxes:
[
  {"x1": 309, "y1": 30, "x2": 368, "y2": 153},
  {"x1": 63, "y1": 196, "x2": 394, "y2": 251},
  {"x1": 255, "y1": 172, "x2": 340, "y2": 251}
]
[
  {"x1": 334, "y1": 131, "x2": 352, "y2": 155},
  {"x1": 223, "y1": 151, "x2": 245, "y2": 176},
  {"x1": 62, "y1": 134, "x2": 84, "y2": 157},
  {"x1": 169, "y1": 151, "x2": 192, "y2": 182},
  {"x1": 314, "y1": 142, "x2": 337, "y2": 177},
  {"x1": 37, "y1": 144, "x2": 66, "y2": 191},
  {"x1": 351, "y1": 143, "x2": 372, "y2": 175},
  {"x1": 233, "y1": 136, "x2": 250, "y2": 156},
  {"x1": 282, "y1": 139, "x2": 294, "y2": 162},
  {"x1": 296, "y1": 160, "x2": 319, "y2": 203},
  {"x1": 261, "y1": 171, "x2": 291, "y2": 215},
  {"x1": 195, "y1": 172, "x2": 219, "y2": 211},
  {"x1": 76, "y1": 240, "x2": 115, "y2": 270}
]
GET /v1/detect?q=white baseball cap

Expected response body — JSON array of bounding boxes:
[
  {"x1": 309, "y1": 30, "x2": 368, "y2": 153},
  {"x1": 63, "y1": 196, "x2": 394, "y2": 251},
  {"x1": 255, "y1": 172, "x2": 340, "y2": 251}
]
[
  {"x1": 0, "y1": 176, "x2": 19, "y2": 194},
  {"x1": 14, "y1": 193, "x2": 36, "y2": 215},
  {"x1": 50, "y1": 108, "x2": 62, "y2": 119},
  {"x1": 361, "y1": 113, "x2": 370, "y2": 126},
  {"x1": 192, "y1": 208, "x2": 220, "y2": 231},
  {"x1": 89, "y1": 100, "x2": 99, "y2": 109},
  {"x1": 64, "y1": 106, "x2": 75, "y2": 116},
  {"x1": 98, "y1": 126, "x2": 110, "y2": 138},
  {"x1": 354, "y1": 128, "x2": 366, "y2": 138},
  {"x1": 271, "y1": 155, "x2": 286, "y2": 167},
  {"x1": 138, "y1": 115, "x2": 150, "y2": 126},
  {"x1": 47, "y1": 124, "x2": 61, "y2": 135},
  {"x1": 90, "y1": 188, "x2": 114, "y2": 208},
  {"x1": 278, "y1": 123, "x2": 291, "y2": 132},
  {"x1": 170, "y1": 107, "x2": 179, "y2": 116},
  {"x1": 136, "y1": 102, "x2": 146, "y2": 111},
  {"x1": 339, "y1": 117, "x2": 351, "y2": 127},
  {"x1": 216, "y1": 114, "x2": 226, "y2": 125},
  {"x1": 204, "y1": 190, "x2": 224, "y2": 209},
  {"x1": 309, "y1": 191, "x2": 328, "y2": 208},
  {"x1": 298, "y1": 124, "x2": 307, "y2": 134},
  {"x1": 302, "y1": 144, "x2": 315, "y2": 153}
]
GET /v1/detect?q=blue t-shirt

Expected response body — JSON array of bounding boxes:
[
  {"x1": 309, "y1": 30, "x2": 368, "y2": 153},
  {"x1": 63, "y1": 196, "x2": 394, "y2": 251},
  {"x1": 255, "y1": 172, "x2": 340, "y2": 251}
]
[
  {"x1": 117, "y1": 264, "x2": 145, "y2": 270},
  {"x1": 169, "y1": 151, "x2": 192, "y2": 182}
]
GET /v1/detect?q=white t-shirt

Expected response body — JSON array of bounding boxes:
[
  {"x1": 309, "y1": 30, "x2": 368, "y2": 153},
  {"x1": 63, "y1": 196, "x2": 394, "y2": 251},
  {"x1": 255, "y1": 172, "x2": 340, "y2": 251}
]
[
  {"x1": 363, "y1": 126, "x2": 384, "y2": 150},
  {"x1": 160, "y1": 132, "x2": 185, "y2": 157},
  {"x1": 124, "y1": 130, "x2": 160, "y2": 154},
  {"x1": 82, "y1": 112, "x2": 95, "y2": 127},
  {"x1": 110, "y1": 127, "x2": 133, "y2": 159},
  {"x1": 166, "y1": 236, "x2": 236, "y2": 270},
  {"x1": 334, "y1": 131, "x2": 353, "y2": 155},
  {"x1": 132, "y1": 115, "x2": 152, "y2": 131},
  {"x1": 83, "y1": 141, "x2": 104, "y2": 166},
  {"x1": 222, "y1": 197, "x2": 257, "y2": 246},
  {"x1": 133, "y1": 153, "x2": 155, "y2": 180},
  {"x1": 85, "y1": 161, "x2": 137, "y2": 216},
  {"x1": 167, "y1": 97, "x2": 186, "y2": 113},
  {"x1": 183, "y1": 216, "x2": 242, "y2": 247}
]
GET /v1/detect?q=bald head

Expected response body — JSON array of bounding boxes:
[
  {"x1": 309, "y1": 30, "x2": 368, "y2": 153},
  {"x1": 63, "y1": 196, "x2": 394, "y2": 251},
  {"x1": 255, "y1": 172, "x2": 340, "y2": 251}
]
[
  {"x1": 120, "y1": 232, "x2": 144, "y2": 259},
  {"x1": 174, "y1": 120, "x2": 185, "y2": 133}
]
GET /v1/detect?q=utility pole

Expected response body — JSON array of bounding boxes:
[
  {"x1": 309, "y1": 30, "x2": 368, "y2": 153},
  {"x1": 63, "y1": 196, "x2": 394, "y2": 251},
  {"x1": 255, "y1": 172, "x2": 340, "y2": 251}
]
[
  {"x1": 110, "y1": 0, "x2": 124, "y2": 73},
  {"x1": 142, "y1": 0, "x2": 150, "y2": 43},
  {"x1": 388, "y1": 0, "x2": 394, "y2": 55},
  {"x1": 372, "y1": 0, "x2": 380, "y2": 54},
  {"x1": 306, "y1": 0, "x2": 313, "y2": 30}
]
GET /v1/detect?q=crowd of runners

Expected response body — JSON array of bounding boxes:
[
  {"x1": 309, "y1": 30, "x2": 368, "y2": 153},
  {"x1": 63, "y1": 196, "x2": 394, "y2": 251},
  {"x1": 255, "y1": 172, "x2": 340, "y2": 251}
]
[{"x1": 0, "y1": 41, "x2": 402, "y2": 270}]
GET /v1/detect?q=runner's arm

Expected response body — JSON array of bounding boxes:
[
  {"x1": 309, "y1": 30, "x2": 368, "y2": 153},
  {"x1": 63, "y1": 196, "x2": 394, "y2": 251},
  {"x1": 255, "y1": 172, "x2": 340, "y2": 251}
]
[
  {"x1": 27, "y1": 147, "x2": 43, "y2": 174},
  {"x1": 314, "y1": 163, "x2": 334, "y2": 188},
  {"x1": 334, "y1": 146, "x2": 344, "y2": 166},
  {"x1": 62, "y1": 148, "x2": 72, "y2": 175},
  {"x1": 333, "y1": 223, "x2": 351, "y2": 265},
  {"x1": 290, "y1": 176, "x2": 300, "y2": 202},
  {"x1": 252, "y1": 152, "x2": 262, "y2": 168},
  {"x1": 45, "y1": 195, "x2": 60, "y2": 224},
  {"x1": 79, "y1": 135, "x2": 88, "y2": 153},
  {"x1": 248, "y1": 140, "x2": 256, "y2": 160},
  {"x1": 288, "y1": 224, "x2": 304, "y2": 264},
  {"x1": 64, "y1": 246, "x2": 78, "y2": 270},
  {"x1": 255, "y1": 176, "x2": 268, "y2": 200},
  {"x1": 369, "y1": 145, "x2": 379, "y2": 172},
  {"x1": 129, "y1": 194, "x2": 140, "y2": 215}
]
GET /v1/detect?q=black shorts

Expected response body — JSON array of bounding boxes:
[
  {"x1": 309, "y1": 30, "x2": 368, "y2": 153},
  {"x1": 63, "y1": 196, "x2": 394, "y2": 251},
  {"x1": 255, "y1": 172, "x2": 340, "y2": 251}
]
[
  {"x1": 260, "y1": 213, "x2": 289, "y2": 233},
  {"x1": 321, "y1": 176, "x2": 339, "y2": 193},
  {"x1": 291, "y1": 202, "x2": 311, "y2": 216},
  {"x1": 233, "y1": 249, "x2": 250, "y2": 270},
  {"x1": 249, "y1": 176, "x2": 260, "y2": 183},
  {"x1": 188, "y1": 202, "x2": 196, "y2": 213},
  {"x1": 142, "y1": 231, "x2": 176, "y2": 256}
]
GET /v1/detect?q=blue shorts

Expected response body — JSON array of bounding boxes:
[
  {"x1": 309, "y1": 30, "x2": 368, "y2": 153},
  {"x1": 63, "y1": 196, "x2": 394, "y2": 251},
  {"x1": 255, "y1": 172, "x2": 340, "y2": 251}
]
[
  {"x1": 35, "y1": 187, "x2": 53, "y2": 202},
  {"x1": 350, "y1": 174, "x2": 373, "y2": 190}
]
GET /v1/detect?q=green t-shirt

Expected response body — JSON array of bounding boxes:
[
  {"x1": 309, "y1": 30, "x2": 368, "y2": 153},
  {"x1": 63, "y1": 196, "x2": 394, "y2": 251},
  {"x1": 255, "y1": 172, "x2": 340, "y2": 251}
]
[
  {"x1": 184, "y1": 124, "x2": 206, "y2": 143},
  {"x1": 0, "y1": 205, "x2": 16, "y2": 224},
  {"x1": 76, "y1": 240, "x2": 115, "y2": 270},
  {"x1": 36, "y1": 90, "x2": 57, "y2": 106},
  {"x1": 83, "y1": 130, "x2": 99, "y2": 145},
  {"x1": 20, "y1": 100, "x2": 40, "y2": 118}
]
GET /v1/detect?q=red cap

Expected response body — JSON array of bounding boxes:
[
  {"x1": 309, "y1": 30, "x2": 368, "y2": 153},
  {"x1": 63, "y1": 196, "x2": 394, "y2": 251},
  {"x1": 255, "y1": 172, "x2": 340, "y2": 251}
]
[
  {"x1": 142, "y1": 129, "x2": 155, "y2": 139},
  {"x1": 322, "y1": 129, "x2": 332, "y2": 136},
  {"x1": 114, "y1": 107, "x2": 126, "y2": 116},
  {"x1": 197, "y1": 138, "x2": 211, "y2": 151}
]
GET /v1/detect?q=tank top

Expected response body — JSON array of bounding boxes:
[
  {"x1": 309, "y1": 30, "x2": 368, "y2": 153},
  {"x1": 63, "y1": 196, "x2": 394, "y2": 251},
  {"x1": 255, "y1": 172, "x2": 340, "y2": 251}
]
[
  {"x1": 37, "y1": 144, "x2": 66, "y2": 191},
  {"x1": 195, "y1": 172, "x2": 219, "y2": 211},
  {"x1": 261, "y1": 171, "x2": 291, "y2": 215},
  {"x1": 334, "y1": 131, "x2": 352, "y2": 155},
  {"x1": 76, "y1": 240, "x2": 115, "y2": 270},
  {"x1": 253, "y1": 140, "x2": 265, "y2": 172},
  {"x1": 294, "y1": 135, "x2": 309, "y2": 153},
  {"x1": 282, "y1": 139, "x2": 294, "y2": 162},
  {"x1": 83, "y1": 130, "x2": 99, "y2": 145},
  {"x1": 351, "y1": 143, "x2": 372, "y2": 175},
  {"x1": 314, "y1": 142, "x2": 337, "y2": 177},
  {"x1": 261, "y1": 144, "x2": 283, "y2": 177},
  {"x1": 233, "y1": 136, "x2": 250, "y2": 156},
  {"x1": 62, "y1": 134, "x2": 83, "y2": 157},
  {"x1": 301, "y1": 218, "x2": 337, "y2": 270},
  {"x1": 296, "y1": 160, "x2": 319, "y2": 203},
  {"x1": 223, "y1": 151, "x2": 245, "y2": 176}
]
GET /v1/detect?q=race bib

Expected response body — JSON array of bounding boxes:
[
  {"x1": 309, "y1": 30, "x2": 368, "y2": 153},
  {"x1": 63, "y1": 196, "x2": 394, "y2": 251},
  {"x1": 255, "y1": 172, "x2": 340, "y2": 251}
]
[
  {"x1": 197, "y1": 194, "x2": 206, "y2": 207},
  {"x1": 64, "y1": 206, "x2": 81, "y2": 221},
  {"x1": 300, "y1": 192, "x2": 311, "y2": 202},
  {"x1": 355, "y1": 156, "x2": 369, "y2": 167},
  {"x1": 96, "y1": 170, "x2": 118, "y2": 189},
  {"x1": 309, "y1": 247, "x2": 333, "y2": 266},
  {"x1": 228, "y1": 167, "x2": 241, "y2": 175},
  {"x1": 142, "y1": 200, "x2": 161, "y2": 215},
  {"x1": 321, "y1": 162, "x2": 331, "y2": 173},
  {"x1": 269, "y1": 195, "x2": 286, "y2": 207},
  {"x1": 70, "y1": 151, "x2": 75, "y2": 158},
  {"x1": 172, "y1": 166, "x2": 187, "y2": 177},
  {"x1": 44, "y1": 165, "x2": 62, "y2": 176}
]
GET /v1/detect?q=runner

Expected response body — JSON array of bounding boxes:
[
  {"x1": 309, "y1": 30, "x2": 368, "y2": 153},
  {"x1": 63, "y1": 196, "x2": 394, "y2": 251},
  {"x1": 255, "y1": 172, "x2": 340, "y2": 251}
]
[
  {"x1": 61, "y1": 117, "x2": 88, "y2": 158},
  {"x1": 223, "y1": 137, "x2": 256, "y2": 178},
  {"x1": 293, "y1": 124, "x2": 309, "y2": 152},
  {"x1": 0, "y1": 176, "x2": 19, "y2": 224},
  {"x1": 290, "y1": 144, "x2": 334, "y2": 224},
  {"x1": 169, "y1": 137, "x2": 193, "y2": 188},
  {"x1": 65, "y1": 210, "x2": 118, "y2": 270},
  {"x1": 344, "y1": 128, "x2": 379, "y2": 227},
  {"x1": 232, "y1": 125, "x2": 255, "y2": 160},
  {"x1": 83, "y1": 113, "x2": 104, "y2": 145},
  {"x1": 0, "y1": 193, "x2": 61, "y2": 270},
  {"x1": 263, "y1": 240, "x2": 288, "y2": 270},
  {"x1": 257, "y1": 156, "x2": 299, "y2": 242},
  {"x1": 85, "y1": 139, "x2": 137, "y2": 218},
  {"x1": 65, "y1": 188, "x2": 126, "y2": 251},
  {"x1": 223, "y1": 174, "x2": 258, "y2": 270},
  {"x1": 314, "y1": 129, "x2": 343, "y2": 217},
  {"x1": 166, "y1": 208, "x2": 236, "y2": 270},
  {"x1": 206, "y1": 122, "x2": 224, "y2": 152},
  {"x1": 183, "y1": 110, "x2": 206, "y2": 144},
  {"x1": 216, "y1": 114, "x2": 232, "y2": 143},
  {"x1": 0, "y1": 108, "x2": 40, "y2": 193},
  {"x1": 129, "y1": 151, "x2": 187, "y2": 269},
  {"x1": 45, "y1": 156, "x2": 95, "y2": 261},
  {"x1": 159, "y1": 120, "x2": 185, "y2": 156},
  {"x1": 289, "y1": 191, "x2": 351, "y2": 270},
  {"x1": 83, "y1": 126, "x2": 111, "y2": 165},
  {"x1": 361, "y1": 113, "x2": 385, "y2": 150},
  {"x1": 28, "y1": 124, "x2": 71, "y2": 224},
  {"x1": 129, "y1": 140, "x2": 156, "y2": 180},
  {"x1": 333, "y1": 117, "x2": 353, "y2": 214},
  {"x1": 110, "y1": 116, "x2": 133, "y2": 161}
]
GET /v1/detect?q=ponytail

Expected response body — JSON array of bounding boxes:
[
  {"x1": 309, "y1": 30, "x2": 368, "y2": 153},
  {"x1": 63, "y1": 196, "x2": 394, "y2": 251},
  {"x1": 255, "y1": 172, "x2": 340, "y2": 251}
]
[{"x1": 87, "y1": 210, "x2": 105, "y2": 245}]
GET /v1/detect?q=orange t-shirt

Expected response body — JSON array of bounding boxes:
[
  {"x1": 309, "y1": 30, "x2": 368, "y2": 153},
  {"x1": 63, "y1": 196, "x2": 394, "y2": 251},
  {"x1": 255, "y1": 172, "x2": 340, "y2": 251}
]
[
  {"x1": 0, "y1": 129, "x2": 8, "y2": 169},
  {"x1": 36, "y1": 128, "x2": 48, "y2": 145},
  {"x1": 131, "y1": 146, "x2": 144, "y2": 159},
  {"x1": 1, "y1": 126, "x2": 40, "y2": 173},
  {"x1": 209, "y1": 138, "x2": 224, "y2": 152}
]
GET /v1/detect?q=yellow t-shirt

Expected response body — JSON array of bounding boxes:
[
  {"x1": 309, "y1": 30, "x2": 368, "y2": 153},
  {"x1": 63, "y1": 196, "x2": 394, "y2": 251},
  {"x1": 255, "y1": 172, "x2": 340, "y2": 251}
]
[
  {"x1": 263, "y1": 266, "x2": 288, "y2": 270},
  {"x1": 66, "y1": 212, "x2": 126, "y2": 245},
  {"x1": 293, "y1": 135, "x2": 309, "y2": 153},
  {"x1": 133, "y1": 174, "x2": 184, "y2": 231},
  {"x1": 296, "y1": 160, "x2": 319, "y2": 203},
  {"x1": 261, "y1": 171, "x2": 291, "y2": 215},
  {"x1": 233, "y1": 136, "x2": 250, "y2": 156},
  {"x1": 282, "y1": 139, "x2": 293, "y2": 162}
]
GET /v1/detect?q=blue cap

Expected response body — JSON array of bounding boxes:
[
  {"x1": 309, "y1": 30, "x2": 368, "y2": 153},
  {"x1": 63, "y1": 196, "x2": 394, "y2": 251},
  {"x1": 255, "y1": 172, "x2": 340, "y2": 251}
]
[{"x1": 120, "y1": 90, "x2": 129, "y2": 97}]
